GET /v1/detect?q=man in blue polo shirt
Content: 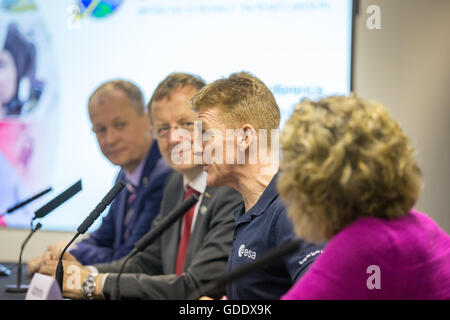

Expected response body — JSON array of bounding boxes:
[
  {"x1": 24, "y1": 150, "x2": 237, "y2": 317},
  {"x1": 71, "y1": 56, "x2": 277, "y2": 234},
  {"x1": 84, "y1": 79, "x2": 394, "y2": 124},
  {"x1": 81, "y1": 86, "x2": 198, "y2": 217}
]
[{"x1": 191, "y1": 71, "x2": 324, "y2": 299}]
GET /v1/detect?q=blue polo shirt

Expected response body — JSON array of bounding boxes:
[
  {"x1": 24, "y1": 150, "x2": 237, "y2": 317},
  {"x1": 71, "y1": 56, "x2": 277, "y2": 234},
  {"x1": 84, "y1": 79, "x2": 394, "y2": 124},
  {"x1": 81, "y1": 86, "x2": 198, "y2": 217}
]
[{"x1": 226, "y1": 173, "x2": 325, "y2": 300}]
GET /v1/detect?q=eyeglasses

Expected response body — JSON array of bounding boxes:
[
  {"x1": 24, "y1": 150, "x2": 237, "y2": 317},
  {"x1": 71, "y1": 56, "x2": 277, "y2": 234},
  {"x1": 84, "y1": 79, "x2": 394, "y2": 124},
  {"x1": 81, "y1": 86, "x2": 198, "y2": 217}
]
[{"x1": 153, "y1": 121, "x2": 195, "y2": 139}]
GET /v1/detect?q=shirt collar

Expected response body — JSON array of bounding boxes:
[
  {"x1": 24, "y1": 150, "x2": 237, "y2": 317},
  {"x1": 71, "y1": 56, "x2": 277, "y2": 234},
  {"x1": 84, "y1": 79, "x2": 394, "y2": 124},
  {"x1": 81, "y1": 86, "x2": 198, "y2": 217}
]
[
  {"x1": 123, "y1": 156, "x2": 147, "y2": 189},
  {"x1": 234, "y1": 172, "x2": 280, "y2": 222},
  {"x1": 183, "y1": 170, "x2": 208, "y2": 194}
]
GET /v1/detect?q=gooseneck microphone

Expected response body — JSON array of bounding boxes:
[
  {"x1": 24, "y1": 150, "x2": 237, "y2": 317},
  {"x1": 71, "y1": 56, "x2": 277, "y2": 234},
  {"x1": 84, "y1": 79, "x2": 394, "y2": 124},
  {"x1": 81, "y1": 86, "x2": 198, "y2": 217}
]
[
  {"x1": 5, "y1": 180, "x2": 82, "y2": 294},
  {"x1": 111, "y1": 193, "x2": 199, "y2": 300},
  {"x1": 134, "y1": 194, "x2": 199, "y2": 252},
  {"x1": 0, "y1": 187, "x2": 52, "y2": 217},
  {"x1": 5, "y1": 222, "x2": 42, "y2": 293},
  {"x1": 0, "y1": 186, "x2": 52, "y2": 279},
  {"x1": 34, "y1": 180, "x2": 82, "y2": 219},
  {"x1": 188, "y1": 239, "x2": 302, "y2": 300},
  {"x1": 76, "y1": 181, "x2": 125, "y2": 234},
  {"x1": 55, "y1": 181, "x2": 125, "y2": 292}
]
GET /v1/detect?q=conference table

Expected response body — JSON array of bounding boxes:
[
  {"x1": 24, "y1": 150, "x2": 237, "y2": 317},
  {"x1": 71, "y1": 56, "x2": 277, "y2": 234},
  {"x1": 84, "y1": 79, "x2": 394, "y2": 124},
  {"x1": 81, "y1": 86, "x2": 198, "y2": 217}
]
[{"x1": 0, "y1": 263, "x2": 30, "y2": 300}]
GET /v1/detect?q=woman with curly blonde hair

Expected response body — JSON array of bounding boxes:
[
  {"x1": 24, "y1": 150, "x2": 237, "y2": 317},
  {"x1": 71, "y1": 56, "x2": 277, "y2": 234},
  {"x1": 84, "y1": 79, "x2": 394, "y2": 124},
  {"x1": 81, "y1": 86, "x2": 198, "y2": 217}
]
[{"x1": 279, "y1": 94, "x2": 450, "y2": 299}]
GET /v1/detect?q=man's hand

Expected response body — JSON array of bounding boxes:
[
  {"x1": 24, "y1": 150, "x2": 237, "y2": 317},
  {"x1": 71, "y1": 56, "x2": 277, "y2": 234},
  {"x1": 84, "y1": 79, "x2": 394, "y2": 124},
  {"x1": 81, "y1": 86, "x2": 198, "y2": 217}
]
[
  {"x1": 46, "y1": 240, "x2": 69, "y2": 257},
  {"x1": 27, "y1": 255, "x2": 44, "y2": 277},
  {"x1": 39, "y1": 251, "x2": 104, "y2": 300},
  {"x1": 26, "y1": 240, "x2": 70, "y2": 277}
]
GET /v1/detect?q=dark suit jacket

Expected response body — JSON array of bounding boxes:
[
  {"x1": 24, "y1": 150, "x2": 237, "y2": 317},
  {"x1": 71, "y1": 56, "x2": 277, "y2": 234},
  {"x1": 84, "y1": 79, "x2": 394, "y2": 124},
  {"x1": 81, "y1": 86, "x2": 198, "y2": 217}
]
[
  {"x1": 95, "y1": 171, "x2": 243, "y2": 299},
  {"x1": 70, "y1": 141, "x2": 172, "y2": 265}
]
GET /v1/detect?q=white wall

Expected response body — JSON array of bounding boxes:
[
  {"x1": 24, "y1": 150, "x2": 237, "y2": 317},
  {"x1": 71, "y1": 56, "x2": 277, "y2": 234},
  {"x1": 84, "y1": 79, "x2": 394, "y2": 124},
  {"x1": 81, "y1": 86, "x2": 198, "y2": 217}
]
[
  {"x1": 0, "y1": 228, "x2": 82, "y2": 262},
  {"x1": 354, "y1": 0, "x2": 450, "y2": 233},
  {"x1": 1, "y1": 0, "x2": 449, "y2": 263}
]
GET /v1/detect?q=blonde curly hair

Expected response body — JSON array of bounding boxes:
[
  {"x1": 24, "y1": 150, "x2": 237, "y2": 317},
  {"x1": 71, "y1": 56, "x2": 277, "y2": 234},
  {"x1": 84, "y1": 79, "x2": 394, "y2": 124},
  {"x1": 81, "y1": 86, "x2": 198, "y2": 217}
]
[{"x1": 278, "y1": 94, "x2": 422, "y2": 243}]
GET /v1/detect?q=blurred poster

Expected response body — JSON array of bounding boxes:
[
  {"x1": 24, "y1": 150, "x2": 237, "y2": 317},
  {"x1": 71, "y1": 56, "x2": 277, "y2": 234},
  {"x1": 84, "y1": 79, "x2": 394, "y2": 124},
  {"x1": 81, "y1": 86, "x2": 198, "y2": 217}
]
[
  {"x1": 1, "y1": 0, "x2": 353, "y2": 231},
  {"x1": 0, "y1": 0, "x2": 58, "y2": 228}
]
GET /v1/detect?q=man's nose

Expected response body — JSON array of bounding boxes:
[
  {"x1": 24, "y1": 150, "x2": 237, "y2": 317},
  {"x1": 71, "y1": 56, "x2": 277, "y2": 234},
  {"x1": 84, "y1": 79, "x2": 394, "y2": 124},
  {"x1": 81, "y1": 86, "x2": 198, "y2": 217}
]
[
  {"x1": 169, "y1": 128, "x2": 182, "y2": 144},
  {"x1": 168, "y1": 127, "x2": 192, "y2": 145},
  {"x1": 192, "y1": 138, "x2": 205, "y2": 164},
  {"x1": 104, "y1": 128, "x2": 120, "y2": 145}
]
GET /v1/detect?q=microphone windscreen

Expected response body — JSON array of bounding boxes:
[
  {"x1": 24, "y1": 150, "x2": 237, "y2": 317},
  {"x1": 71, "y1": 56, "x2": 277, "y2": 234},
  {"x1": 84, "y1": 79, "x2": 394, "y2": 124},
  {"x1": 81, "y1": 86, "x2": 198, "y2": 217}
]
[
  {"x1": 6, "y1": 187, "x2": 52, "y2": 214},
  {"x1": 102, "y1": 181, "x2": 126, "y2": 206},
  {"x1": 34, "y1": 180, "x2": 82, "y2": 219},
  {"x1": 76, "y1": 181, "x2": 125, "y2": 234}
]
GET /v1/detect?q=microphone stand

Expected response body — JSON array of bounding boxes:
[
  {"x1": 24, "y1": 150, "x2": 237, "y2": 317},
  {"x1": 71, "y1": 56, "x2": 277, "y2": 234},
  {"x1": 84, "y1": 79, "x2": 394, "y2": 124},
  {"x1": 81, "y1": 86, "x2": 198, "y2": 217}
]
[
  {"x1": 55, "y1": 182, "x2": 125, "y2": 292},
  {"x1": 55, "y1": 232, "x2": 80, "y2": 291},
  {"x1": 111, "y1": 193, "x2": 199, "y2": 300},
  {"x1": 109, "y1": 249, "x2": 136, "y2": 301},
  {"x1": 5, "y1": 220, "x2": 42, "y2": 293},
  {"x1": 0, "y1": 186, "x2": 52, "y2": 275},
  {"x1": 3, "y1": 180, "x2": 82, "y2": 294}
]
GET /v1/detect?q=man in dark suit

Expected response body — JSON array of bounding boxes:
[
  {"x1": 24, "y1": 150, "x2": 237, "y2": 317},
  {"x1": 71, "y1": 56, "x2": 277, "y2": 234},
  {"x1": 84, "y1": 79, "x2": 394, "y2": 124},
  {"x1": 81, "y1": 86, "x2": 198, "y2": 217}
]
[
  {"x1": 40, "y1": 73, "x2": 242, "y2": 300},
  {"x1": 27, "y1": 79, "x2": 171, "y2": 272}
]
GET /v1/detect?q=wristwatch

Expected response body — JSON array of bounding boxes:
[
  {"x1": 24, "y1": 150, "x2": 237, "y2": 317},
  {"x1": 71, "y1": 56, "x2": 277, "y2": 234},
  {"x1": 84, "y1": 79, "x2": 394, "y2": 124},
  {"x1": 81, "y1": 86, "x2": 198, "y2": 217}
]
[{"x1": 81, "y1": 274, "x2": 97, "y2": 300}]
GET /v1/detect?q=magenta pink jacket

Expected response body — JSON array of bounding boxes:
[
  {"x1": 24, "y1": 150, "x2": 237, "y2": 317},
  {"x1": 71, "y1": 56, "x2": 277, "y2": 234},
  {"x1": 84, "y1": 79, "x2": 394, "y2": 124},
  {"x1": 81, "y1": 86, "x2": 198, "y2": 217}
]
[{"x1": 282, "y1": 210, "x2": 450, "y2": 300}]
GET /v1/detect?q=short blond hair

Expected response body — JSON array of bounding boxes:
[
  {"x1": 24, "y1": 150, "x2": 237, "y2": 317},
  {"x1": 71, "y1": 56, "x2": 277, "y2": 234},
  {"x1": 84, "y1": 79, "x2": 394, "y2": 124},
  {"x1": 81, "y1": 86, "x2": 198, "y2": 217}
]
[
  {"x1": 190, "y1": 71, "x2": 280, "y2": 140},
  {"x1": 278, "y1": 94, "x2": 422, "y2": 243}
]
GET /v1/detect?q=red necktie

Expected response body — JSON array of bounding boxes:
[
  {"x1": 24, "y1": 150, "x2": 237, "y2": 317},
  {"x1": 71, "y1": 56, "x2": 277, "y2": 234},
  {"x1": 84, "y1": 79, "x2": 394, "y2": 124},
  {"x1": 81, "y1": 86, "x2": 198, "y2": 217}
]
[{"x1": 175, "y1": 186, "x2": 200, "y2": 275}]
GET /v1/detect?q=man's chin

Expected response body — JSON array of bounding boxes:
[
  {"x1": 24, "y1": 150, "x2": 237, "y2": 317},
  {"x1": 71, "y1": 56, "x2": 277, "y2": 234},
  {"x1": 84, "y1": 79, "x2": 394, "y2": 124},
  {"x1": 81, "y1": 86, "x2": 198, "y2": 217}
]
[
  {"x1": 206, "y1": 172, "x2": 221, "y2": 187},
  {"x1": 171, "y1": 162, "x2": 201, "y2": 174},
  {"x1": 108, "y1": 158, "x2": 124, "y2": 167},
  {"x1": 108, "y1": 157, "x2": 139, "y2": 172}
]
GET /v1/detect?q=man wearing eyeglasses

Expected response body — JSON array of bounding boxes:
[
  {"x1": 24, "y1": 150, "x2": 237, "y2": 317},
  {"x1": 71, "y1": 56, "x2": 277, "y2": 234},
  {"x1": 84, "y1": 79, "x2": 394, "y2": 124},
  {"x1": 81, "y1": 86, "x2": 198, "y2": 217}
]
[
  {"x1": 28, "y1": 79, "x2": 172, "y2": 275},
  {"x1": 40, "y1": 73, "x2": 242, "y2": 300}
]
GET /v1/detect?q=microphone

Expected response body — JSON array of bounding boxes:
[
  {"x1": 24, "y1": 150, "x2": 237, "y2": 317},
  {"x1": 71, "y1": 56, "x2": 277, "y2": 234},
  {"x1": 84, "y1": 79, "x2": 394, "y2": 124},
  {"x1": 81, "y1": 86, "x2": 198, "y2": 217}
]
[
  {"x1": 134, "y1": 194, "x2": 199, "y2": 252},
  {"x1": 0, "y1": 187, "x2": 52, "y2": 217},
  {"x1": 76, "y1": 181, "x2": 125, "y2": 234},
  {"x1": 188, "y1": 239, "x2": 302, "y2": 300},
  {"x1": 5, "y1": 223, "x2": 42, "y2": 293},
  {"x1": 111, "y1": 193, "x2": 199, "y2": 300},
  {"x1": 4, "y1": 180, "x2": 82, "y2": 293},
  {"x1": 55, "y1": 181, "x2": 125, "y2": 292},
  {"x1": 34, "y1": 180, "x2": 82, "y2": 219}
]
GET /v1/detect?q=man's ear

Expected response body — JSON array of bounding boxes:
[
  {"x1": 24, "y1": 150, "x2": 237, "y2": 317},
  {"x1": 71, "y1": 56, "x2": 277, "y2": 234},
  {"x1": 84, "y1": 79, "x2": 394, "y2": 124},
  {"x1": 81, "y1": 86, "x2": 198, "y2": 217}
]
[
  {"x1": 142, "y1": 111, "x2": 153, "y2": 139},
  {"x1": 147, "y1": 117, "x2": 153, "y2": 134},
  {"x1": 146, "y1": 128, "x2": 153, "y2": 140},
  {"x1": 239, "y1": 124, "x2": 256, "y2": 151}
]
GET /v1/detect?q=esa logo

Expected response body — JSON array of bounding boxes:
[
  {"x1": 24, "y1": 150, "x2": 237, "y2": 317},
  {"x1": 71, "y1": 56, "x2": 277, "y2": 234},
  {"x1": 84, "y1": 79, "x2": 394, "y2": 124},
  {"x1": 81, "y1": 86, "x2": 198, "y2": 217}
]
[{"x1": 238, "y1": 244, "x2": 256, "y2": 260}]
